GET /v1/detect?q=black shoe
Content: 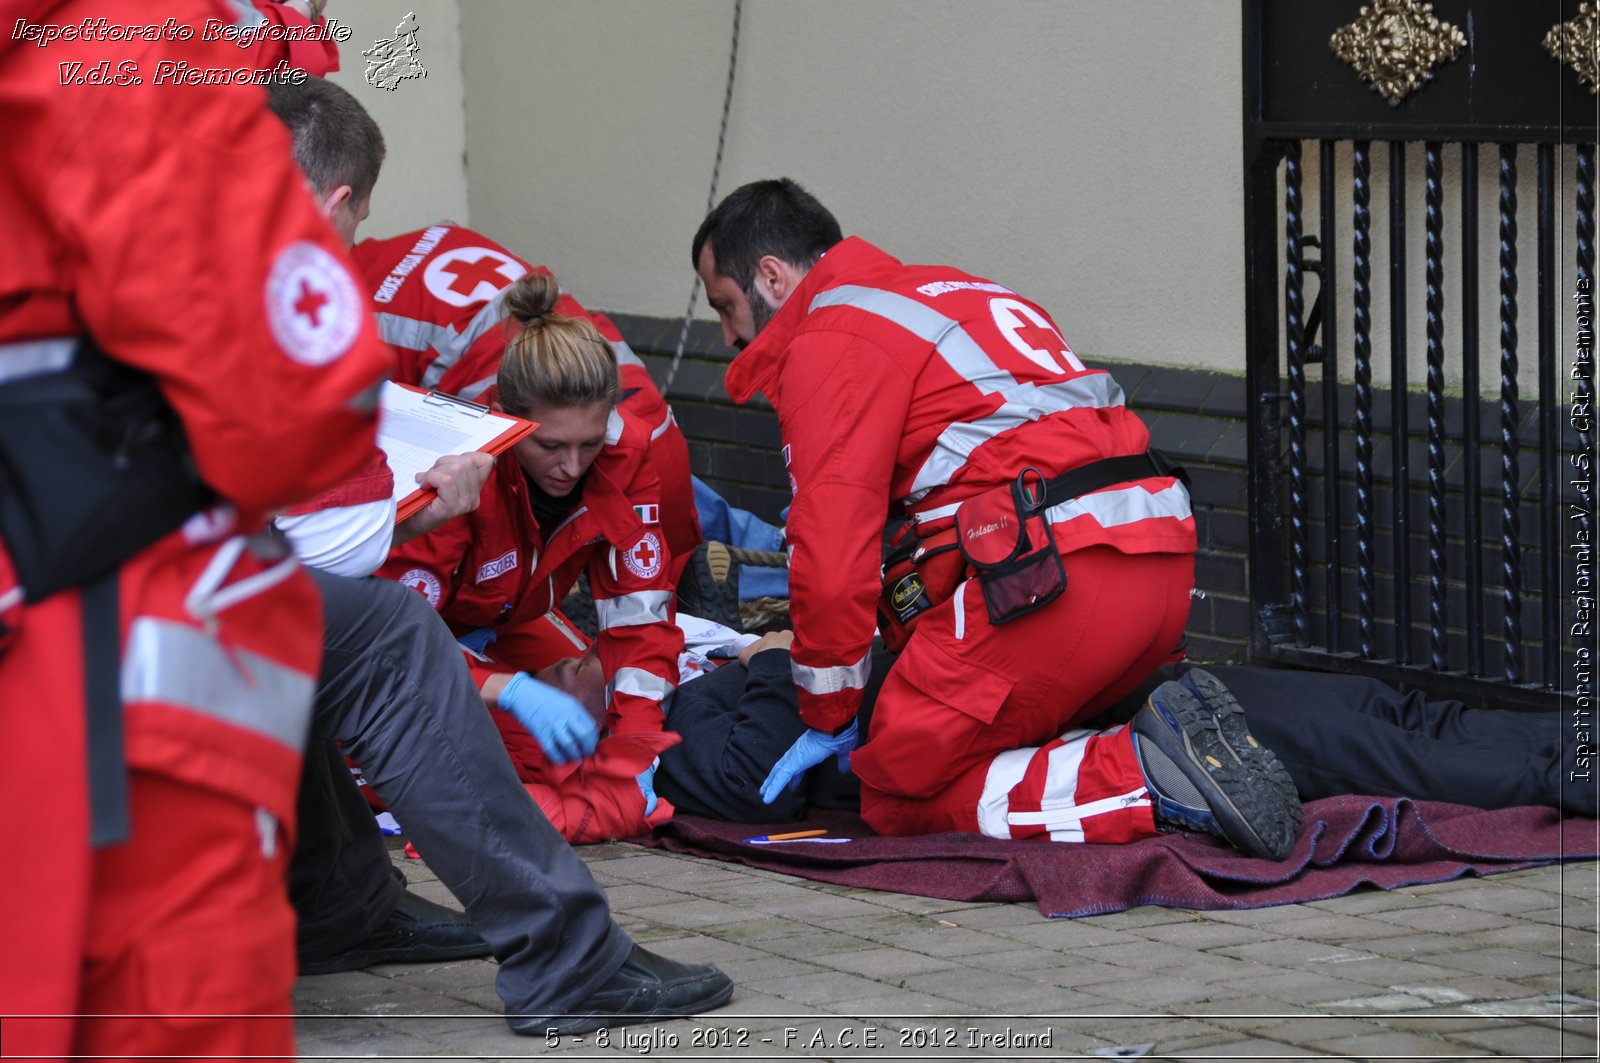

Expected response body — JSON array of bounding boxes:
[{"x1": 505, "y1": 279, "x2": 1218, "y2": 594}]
[
  {"x1": 1131, "y1": 670, "x2": 1302, "y2": 860},
  {"x1": 297, "y1": 890, "x2": 492, "y2": 976},
  {"x1": 676, "y1": 542, "x2": 742, "y2": 630},
  {"x1": 507, "y1": 944, "x2": 734, "y2": 1037}
]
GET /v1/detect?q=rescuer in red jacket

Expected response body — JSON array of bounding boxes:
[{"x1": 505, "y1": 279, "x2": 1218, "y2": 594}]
[
  {"x1": 690, "y1": 180, "x2": 1300, "y2": 858},
  {"x1": 355, "y1": 225, "x2": 701, "y2": 585},
  {"x1": 0, "y1": 0, "x2": 391, "y2": 1055},
  {"x1": 382, "y1": 272, "x2": 685, "y2": 842}
]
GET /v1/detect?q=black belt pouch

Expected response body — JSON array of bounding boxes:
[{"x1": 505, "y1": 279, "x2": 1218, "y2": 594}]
[{"x1": 0, "y1": 339, "x2": 213, "y2": 602}]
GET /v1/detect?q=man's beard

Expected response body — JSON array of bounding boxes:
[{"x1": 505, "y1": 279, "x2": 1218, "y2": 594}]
[{"x1": 735, "y1": 280, "x2": 781, "y2": 350}]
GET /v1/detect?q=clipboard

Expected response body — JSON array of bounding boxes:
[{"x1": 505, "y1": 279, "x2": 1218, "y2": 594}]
[{"x1": 377, "y1": 381, "x2": 538, "y2": 522}]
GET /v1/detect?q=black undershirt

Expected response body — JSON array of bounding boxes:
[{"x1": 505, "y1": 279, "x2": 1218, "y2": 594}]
[{"x1": 525, "y1": 472, "x2": 586, "y2": 534}]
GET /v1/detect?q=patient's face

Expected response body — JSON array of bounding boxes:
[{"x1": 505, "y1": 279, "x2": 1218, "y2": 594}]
[{"x1": 535, "y1": 643, "x2": 606, "y2": 727}]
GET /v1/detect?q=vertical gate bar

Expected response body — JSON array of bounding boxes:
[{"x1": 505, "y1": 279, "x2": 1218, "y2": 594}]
[
  {"x1": 1318, "y1": 137, "x2": 1344, "y2": 653},
  {"x1": 1245, "y1": 137, "x2": 1288, "y2": 660},
  {"x1": 1320, "y1": 139, "x2": 1344, "y2": 653},
  {"x1": 1354, "y1": 141, "x2": 1377, "y2": 658},
  {"x1": 1538, "y1": 144, "x2": 1559, "y2": 690},
  {"x1": 1284, "y1": 140, "x2": 1310, "y2": 646},
  {"x1": 1462, "y1": 143, "x2": 1486, "y2": 675},
  {"x1": 1389, "y1": 141, "x2": 1412, "y2": 664},
  {"x1": 1499, "y1": 144, "x2": 1523, "y2": 684},
  {"x1": 1425, "y1": 143, "x2": 1448, "y2": 670}
]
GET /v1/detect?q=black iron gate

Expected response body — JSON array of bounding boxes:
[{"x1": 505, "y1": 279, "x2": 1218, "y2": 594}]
[{"x1": 1243, "y1": 0, "x2": 1596, "y2": 709}]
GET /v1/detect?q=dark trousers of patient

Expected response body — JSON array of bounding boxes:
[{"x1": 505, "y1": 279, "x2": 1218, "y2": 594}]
[{"x1": 655, "y1": 650, "x2": 1596, "y2": 823}]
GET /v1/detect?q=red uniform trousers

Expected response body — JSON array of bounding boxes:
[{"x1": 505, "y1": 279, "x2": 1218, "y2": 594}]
[
  {"x1": 851, "y1": 545, "x2": 1193, "y2": 842},
  {"x1": 0, "y1": 532, "x2": 319, "y2": 1060}
]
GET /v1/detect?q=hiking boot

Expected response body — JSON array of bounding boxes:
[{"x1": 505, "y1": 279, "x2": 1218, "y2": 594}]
[
  {"x1": 1130, "y1": 670, "x2": 1302, "y2": 860},
  {"x1": 676, "y1": 541, "x2": 742, "y2": 630},
  {"x1": 507, "y1": 944, "x2": 734, "y2": 1037}
]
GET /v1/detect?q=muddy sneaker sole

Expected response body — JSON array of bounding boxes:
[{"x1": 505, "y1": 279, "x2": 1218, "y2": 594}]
[
  {"x1": 677, "y1": 541, "x2": 742, "y2": 630},
  {"x1": 1132, "y1": 676, "x2": 1303, "y2": 861}
]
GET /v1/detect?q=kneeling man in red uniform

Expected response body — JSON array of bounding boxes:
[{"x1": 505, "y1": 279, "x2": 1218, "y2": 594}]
[{"x1": 690, "y1": 179, "x2": 1301, "y2": 858}]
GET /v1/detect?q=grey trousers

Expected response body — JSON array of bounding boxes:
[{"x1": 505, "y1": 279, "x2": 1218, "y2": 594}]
[{"x1": 293, "y1": 570, "x2": 632, "y2": 1015}]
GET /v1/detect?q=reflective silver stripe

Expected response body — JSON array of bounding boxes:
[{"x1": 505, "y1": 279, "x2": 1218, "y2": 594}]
[
  {"x1": 650, "y1": 407, "x2": 675, "y2": 441},
  {"x1": 0, "y1": 337, "x2": 75, "y2": 384},
  {"x1": 605, "y1": 409, "x2": 625, "y2": 445},
  {"x1": 452, "y1": 286, "x2": 520, "y2": 362},
  {"x1": 418, "y1": 290, "x2": 516, "y2": 391},
  {"x1": 808, "y1": 285, "x2": 1017, "y2": 395},
  {"x1": 976, "y1": 745, "x2": 1035, "y2": 838},
  {"x1": 610, "y1": 339, "x2": 645, "y2": 368},
  {"x1": 456, "y1": 373, "x2": 498, "y2": 403},
  {"x1": 122, "y1": 616, "x2": 314, "y2": 751},
  {"x1": 1007, "y1": 787, "x2": 1149, "y2": 829},
  {"x1": 609, "y1": 667, "x2": 674, "y2": 703},
  {"x1": 595, "y1": 590, "x2": 673, "y2": 631},
  {"x1": 1043, "y1": 480, "x2": 1193, "y2": 529},
  {"x1": 223, "y1": 0, "x2": 266, "y2": 27},
  {"x1": 907, "y1": 376, "x2": 1127, "y2": 497},
  {"x1": 374, "y1": 312, "x2": 458, "y2": 353},
  {"x1": 792, "y1": 649, "x2": 872, "y2": 697}
]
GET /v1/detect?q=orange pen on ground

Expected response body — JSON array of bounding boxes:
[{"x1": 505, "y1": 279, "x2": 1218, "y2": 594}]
[{"x1": 742, "y1": 829, "x2": 831, "y2": 843}]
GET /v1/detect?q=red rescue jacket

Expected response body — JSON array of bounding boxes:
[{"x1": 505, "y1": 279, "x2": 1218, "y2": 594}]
[{"x1": 724, "y1": 237, "x2": 1195, "y2": 732}]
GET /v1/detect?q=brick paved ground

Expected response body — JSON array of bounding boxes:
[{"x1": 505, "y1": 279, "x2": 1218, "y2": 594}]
[{"x1": 294, "y1": 841, "x2": 1598, "y2": 1060}]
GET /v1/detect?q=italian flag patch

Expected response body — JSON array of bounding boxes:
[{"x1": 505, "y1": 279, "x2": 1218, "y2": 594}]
[{"x1": 633, "y1": 503, "x2": 660, "y2": 525}]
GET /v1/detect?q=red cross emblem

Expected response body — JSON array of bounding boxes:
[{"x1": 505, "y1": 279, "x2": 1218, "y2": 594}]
[
  {"x1": 621, "y1": 531, "x2": 663, "y2": 579},
  {"x1": 293, "y1": 279, "x2": 330, "y2": 327},
  {"x1": 441, "y1": 255, "x2": 512, "y2": 296},
  {"x1": 265, "y1": 241, "x2": 361, "y2": 367},
  {"x1": 990, "y1": 297, "x2": 1086, "y2": 374},
  {"x1": 1012, "y1": 321, "x2": 1067, "y2": 357}
]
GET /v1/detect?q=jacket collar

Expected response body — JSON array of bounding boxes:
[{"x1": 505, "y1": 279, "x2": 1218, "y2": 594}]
[
  {"x1": 723, "y1": 236, "x2": 899, "y2": 403},
  {"x1": 511, "y1": 412, "x2": 648, "y2": 547}
]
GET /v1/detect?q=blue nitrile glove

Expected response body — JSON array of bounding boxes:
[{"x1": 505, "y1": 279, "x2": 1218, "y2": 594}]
[
  {"x1": 456, "y1": 627, "x2": 497, "y2": 657},
  {"x1": 498, "y1": 672, "x2": 598, "y2": 764},
  {"x1": 759, "y1": 720, "x2": 858, "y2": 804},
  {"x1": 637, "y1": 757, "x2": 660, "y2": 816}
]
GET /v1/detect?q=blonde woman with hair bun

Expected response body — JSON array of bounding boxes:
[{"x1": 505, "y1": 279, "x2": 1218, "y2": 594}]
[
  {"x1": 382, "y1": 270, "x2": 685, "y2": 843},
  {"x1": 352, "y1": 224, "x2": 702, "y2": 586}
]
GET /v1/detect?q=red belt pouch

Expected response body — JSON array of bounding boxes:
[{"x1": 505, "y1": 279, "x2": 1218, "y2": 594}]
[{"x1": 955, "y1": 468, "x2": 1065, "y2": 625}]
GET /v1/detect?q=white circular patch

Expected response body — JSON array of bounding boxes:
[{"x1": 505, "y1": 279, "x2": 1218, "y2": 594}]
[
  {"x1": 621, "y1": 531, "x2": 664, "y2": 580},
  {"x1": 422, "y1": 246, "x2": 526, "y2": 308},
  {"x1": 264, "y1": 241, "x2": 363, "y2": 366},
  {"x1": 399, "y1": 567, "x2": 442, "y2": 607}
]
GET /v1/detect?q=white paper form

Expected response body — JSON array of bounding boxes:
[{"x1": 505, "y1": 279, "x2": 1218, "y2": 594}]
[{"x1": 376, "y1": 381, "x2": 533, "y2": 519}]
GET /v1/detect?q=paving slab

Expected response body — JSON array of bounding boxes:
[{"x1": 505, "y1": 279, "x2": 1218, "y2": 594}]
[{"x1": 290, "y1": 844, "x2": 1598, "y2": 1059}]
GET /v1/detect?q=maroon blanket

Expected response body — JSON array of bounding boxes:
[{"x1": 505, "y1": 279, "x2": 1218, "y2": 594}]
[{"x1": 629, "y1": 797, "x2": 1599, "y2": 917}]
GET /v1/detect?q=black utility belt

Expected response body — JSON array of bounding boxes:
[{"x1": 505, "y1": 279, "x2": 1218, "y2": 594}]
[{"x1": 1032, "y1": 450, "x2": 1187, "y2": 512}]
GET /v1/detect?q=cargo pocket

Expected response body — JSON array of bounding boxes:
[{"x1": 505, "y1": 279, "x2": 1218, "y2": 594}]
[{"x1": 858, "y1": 635, "x2": 1018, "y2": 799}]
